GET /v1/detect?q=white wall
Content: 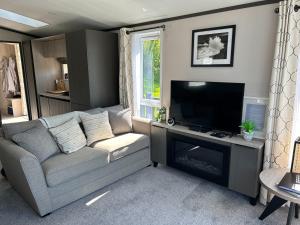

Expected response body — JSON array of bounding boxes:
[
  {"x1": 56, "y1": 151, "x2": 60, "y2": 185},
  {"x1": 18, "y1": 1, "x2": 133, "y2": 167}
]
[{"x1": 133, "y1": 4, "x2": 278, "y2": 107}]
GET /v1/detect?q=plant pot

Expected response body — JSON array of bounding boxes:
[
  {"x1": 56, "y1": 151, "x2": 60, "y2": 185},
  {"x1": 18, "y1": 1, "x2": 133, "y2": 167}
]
[
  {"x1": 160, "y1": 114, "x2": 166, "y2": 122},
  {"x1": 243, "y1": 131, "x2": 254, "y2": 141}
]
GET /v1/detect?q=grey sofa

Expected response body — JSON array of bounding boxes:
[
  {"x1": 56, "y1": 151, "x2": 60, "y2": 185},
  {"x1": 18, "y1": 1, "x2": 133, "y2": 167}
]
[{"x1": 0, "y1": 107, "x2": 151, "y2": 216}]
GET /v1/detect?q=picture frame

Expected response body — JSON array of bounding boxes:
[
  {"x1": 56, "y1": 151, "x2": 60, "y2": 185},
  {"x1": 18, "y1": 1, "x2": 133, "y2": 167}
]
[{"x1": 191, "y1": 25, "x2": 236, "y2": 67}]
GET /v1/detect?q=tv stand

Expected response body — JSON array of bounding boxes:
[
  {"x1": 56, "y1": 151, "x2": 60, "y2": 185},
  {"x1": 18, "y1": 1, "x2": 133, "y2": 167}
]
[
  {"x1": 150, "y1": 122, "x2": 264, "y2": 205},
  {"x1": 210, "y1": 131, "x2": 234, "y2": 138},
  {"x1": 188, "y1": 125, "x2": 211, "y2": 133}
]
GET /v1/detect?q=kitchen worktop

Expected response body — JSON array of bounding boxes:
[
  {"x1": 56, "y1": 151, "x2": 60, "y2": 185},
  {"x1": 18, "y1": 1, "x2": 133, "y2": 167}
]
[{"x1": 39, "y1": 92, "x2": 70, "y2": 101}]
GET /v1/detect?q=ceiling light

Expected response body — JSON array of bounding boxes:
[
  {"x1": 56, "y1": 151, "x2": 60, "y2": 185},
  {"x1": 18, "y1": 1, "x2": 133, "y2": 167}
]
[
  {"x1": 142, "y1": 8, "x2": 148, "y2": 12},
  {"x1": 0, "y1": 9, "x2": 48, "y2": 28}
]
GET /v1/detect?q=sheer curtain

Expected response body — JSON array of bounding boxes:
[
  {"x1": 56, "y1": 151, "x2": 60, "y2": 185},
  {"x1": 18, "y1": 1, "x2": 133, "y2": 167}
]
[
  {"x1": 260, "y1": 0, "x2": 300, "y2": 204},
  {"x1": 290, "y1": 59, "x2": 300, "y2": 172}
]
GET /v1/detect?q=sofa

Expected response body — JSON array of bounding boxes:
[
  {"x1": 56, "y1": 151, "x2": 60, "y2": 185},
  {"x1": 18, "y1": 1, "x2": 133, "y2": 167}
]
[{"x1": 0, "y1": 106, "x2": 151, "y2": 216}]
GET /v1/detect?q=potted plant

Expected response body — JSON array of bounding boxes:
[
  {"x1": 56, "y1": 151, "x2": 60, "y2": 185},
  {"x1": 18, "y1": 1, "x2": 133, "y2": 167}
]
[
  {"x1": 154, "y1": 111, "x2": 160, "y2": 122},
  {"x1": 159, "y1": 107, "x2": 167, "y2": 122},
  {"x1": 155, "y1": 107, "x2": 167, "y2": 122},
  {"x1": 240, "y1": 120, "x2": 256, "y2": 141}
]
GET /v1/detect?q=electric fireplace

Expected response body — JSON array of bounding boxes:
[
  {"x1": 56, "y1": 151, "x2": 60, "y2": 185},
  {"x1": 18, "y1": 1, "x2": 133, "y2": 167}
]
[{"x1": 167, "y1": 132, "x2": 231, "y2": 186}]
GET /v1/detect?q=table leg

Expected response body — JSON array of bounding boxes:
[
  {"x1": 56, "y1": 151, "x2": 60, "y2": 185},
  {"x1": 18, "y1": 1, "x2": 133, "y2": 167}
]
[
  {"x1": 295, "y1": 204, "x2": 299, "y2": 219},
  {"x1": 286, "y1": 203, "x2": 295, "y2": 225},
  {"x1": 259, "y1": 196, "x2": 287, "y2": 220},
  {"x1": 0, "y1": 168, "x2": 6, "y2": 178}
]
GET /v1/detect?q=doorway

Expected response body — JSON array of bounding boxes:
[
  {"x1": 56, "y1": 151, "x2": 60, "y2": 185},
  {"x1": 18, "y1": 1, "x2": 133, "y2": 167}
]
[{"x1": 0, "y1": 42, "x2": 29, "y2": 125}]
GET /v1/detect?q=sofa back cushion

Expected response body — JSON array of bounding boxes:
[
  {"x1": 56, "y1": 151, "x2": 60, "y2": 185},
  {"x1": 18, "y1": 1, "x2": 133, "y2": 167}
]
[
  {"x1": 49, "y1": 119, "x2": 87, "y2": 154},
  {"x1": 40, "y1": 111, "x2": 81, "y2": 129},
  {"x1": 83, "y1": 107, "x2": 104, "y2": 115},
  {"x1": 11, "y1": 126, "x2": 60, "y2": 162},
  {"x1": 2, "y1": 120, "x2": 43, "y2": 140},
  {"x1": 108, "y1": 108, "x2": 132, "y2": 135},
  {"x1": 80, "y1": 111, "x2": 114, "y2": 146}
]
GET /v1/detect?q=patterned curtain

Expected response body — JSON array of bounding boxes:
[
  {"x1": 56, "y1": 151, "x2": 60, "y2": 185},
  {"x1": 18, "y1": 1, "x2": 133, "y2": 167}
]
[
  {"x1": 260, "y1": 0, "x2": 300, "y2": 203},
  {"x1": 119, "y1": 28, "x2": 133, "y2": 111}
]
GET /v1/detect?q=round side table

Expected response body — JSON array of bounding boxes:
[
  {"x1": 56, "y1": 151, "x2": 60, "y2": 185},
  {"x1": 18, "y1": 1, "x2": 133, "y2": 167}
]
[{"x1": 259, "y1": 168, "x2": 300, "y2": 225}]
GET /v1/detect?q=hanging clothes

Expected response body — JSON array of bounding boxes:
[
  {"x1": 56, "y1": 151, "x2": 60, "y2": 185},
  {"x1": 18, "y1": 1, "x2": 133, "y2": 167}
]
[
  {"x1": 1, "y1": 56, "x2": 19, "y2": 97},
  {"x1": 8, "y1": 56, "x2": 19, "y2": 94},
  {"x1": 1, "y1": 56, "x2": 9, "y2": 96}
]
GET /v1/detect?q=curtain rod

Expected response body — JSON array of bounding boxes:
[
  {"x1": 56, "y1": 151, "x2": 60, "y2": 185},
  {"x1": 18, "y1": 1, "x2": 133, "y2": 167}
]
[
  {"x1": 126, "y1": 25, "x2": 165, "y2": 34},
  {"x1": 274, "y1": 4, "x2": 300, "y2": 13}
]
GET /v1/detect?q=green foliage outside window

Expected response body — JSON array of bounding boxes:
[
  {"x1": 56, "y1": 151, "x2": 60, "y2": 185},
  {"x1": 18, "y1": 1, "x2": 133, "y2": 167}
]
[{"x1": 143, "y1": 39, "x2": 160, "y2": 100}]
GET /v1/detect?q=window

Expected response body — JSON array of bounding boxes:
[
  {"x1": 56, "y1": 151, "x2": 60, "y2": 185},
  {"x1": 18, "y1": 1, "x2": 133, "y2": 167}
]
[{"x1": 132, "y1": 31, "x2": 162, "y2": 119}]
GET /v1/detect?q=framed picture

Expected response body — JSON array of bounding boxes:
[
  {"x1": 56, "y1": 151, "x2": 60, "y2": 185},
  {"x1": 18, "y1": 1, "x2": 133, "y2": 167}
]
[{"x1": 191, "y1": 25, "x2": 236, "y2": 67}]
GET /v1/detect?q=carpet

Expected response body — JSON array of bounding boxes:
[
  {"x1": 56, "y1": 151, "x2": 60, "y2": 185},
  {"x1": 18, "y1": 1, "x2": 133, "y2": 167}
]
[{"x1": 0, "y1": 166, "x2": 290, "y2": 225}]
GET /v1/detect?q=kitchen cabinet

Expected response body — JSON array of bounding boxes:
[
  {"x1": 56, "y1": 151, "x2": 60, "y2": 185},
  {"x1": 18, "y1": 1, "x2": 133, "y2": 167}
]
[
  {"x1": 40, "y1": 96, "x2": 50, "y2": 117},
  {"x1": 42, "y1": 36, "x2": 67, "y2": 58},
  {"x1": 49, "y1": 98, "x2": 71, "y2": 116},
  {"x1": 39, "y1": 95, "x2": 70, "y2": 117}
]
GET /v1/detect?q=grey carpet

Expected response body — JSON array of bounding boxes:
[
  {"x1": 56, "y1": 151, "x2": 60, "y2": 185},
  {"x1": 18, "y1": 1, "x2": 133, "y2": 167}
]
[{"x1": 0, "y1": 166, "x2": 291, "y2": 225}]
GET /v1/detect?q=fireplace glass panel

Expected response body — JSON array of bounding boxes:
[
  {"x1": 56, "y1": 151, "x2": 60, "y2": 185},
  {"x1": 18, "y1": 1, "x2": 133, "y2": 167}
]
[
  {"x1": 167, "y1": 132, "x2": 230, "y2": 186},
  {"x1": 174, "y1": 141, "x2": 223, "y2": 176}
]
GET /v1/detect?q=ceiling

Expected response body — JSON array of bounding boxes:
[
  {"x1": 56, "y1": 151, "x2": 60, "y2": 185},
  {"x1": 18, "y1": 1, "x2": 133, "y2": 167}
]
[{"x1": 0, "y1": 0, "x2": 269, "y2": 36}]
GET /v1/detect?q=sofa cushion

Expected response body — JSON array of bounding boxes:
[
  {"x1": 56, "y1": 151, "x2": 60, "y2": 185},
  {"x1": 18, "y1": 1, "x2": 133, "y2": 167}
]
[
  {"x1": 41, "y1": 111, "x2": 81, "y2": 129},
  {"x1": 42, "y1": 146, "x2": 109, "y2": 187},
  {"x1": 11, "y1": 126, "x2": 60, "y2": 162},
  {"x1": 92, "y1": 133, "x2": 149, "y2": 162},
  {"x1": 49, "y1": 119, "x2": 87, "y2": 154},
  {"x1": 2, "y1": 120, "x2": 43, "y2": 140},
  {"x1": 83, "y1": 105, "x2": 124, "y2": 115},
  {"x1": 104, "y1": 105, "x2": 124, "y2": 112},
  {"x1": 83, "y1": 107, "x2": 104, "y2": 115},
  {"x1": 80, "y1": 111, "x2": 114, "y2": 146},
  {"x1": 109, "y1": 108, "x2": 132, "y2": 135}
]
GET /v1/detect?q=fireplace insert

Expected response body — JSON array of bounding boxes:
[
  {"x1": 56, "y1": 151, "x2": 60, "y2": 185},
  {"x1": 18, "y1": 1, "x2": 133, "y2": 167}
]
[{"x1": 167, "y1": 132, "x2": 231, "y2": 186}]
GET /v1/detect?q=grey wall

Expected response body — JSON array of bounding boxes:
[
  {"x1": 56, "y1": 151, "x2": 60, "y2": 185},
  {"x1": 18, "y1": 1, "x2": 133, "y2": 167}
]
[
  {"x1": 0, "y1": 28, "x2": 33, "y2": 42},
  {"x1": 133, "y1": 4, "x2": 278, "y2": 107}
]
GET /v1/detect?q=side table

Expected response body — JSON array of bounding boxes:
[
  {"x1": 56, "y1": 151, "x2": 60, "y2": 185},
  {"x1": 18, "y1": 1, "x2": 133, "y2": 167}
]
[{"x1": 259, "y1": 168, "x2": 300, "y2": 225}]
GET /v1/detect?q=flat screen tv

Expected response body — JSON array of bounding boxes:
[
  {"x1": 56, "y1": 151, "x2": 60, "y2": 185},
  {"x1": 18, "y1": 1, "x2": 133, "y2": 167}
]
[{"x1": 170, "y1": 81, "x2": 245, "y2": 134}]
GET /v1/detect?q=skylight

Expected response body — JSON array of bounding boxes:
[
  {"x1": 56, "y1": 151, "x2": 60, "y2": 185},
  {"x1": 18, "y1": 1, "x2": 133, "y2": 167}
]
[{"x1": 0, "y1": 9, "x2": 48, "y2": 28}]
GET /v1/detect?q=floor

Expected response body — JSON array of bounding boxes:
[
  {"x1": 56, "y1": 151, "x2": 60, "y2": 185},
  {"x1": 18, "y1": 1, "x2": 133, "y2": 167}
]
[
  {"x1": 0, "y1": 166, "x2": 291, "y2": 225},
  {"x1": 1, "y1": 114, "x2": 28, "y2": 124}
]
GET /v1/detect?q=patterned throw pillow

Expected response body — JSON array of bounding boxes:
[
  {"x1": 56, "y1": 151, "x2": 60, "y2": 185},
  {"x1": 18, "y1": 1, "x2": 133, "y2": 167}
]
[
  {"x1": 80, "y1": 111, "x2": 114, "y2": 146},
  {"x1": 49, "y1": 119, "x2": 87, "y2": 154}
]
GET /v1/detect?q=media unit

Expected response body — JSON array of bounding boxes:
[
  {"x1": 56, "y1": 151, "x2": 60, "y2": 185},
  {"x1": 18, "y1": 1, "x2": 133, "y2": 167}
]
[{"x1": 151, "y1": 122, "x2": 264, "y2": 204}]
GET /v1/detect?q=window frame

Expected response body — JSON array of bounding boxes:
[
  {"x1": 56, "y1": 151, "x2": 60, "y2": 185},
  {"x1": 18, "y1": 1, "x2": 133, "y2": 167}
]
[{"x1": 134, "y1": 30, "x2": 163, "y2": 119}]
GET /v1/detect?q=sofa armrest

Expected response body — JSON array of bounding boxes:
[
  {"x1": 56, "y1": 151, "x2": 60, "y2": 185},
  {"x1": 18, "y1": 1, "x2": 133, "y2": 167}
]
[
  {"x1": 0, "y1": 138, "x2": 52, "y2": 216},
  {"x1": 132, "y1": 116, "x2": 151, "y2": 136}
]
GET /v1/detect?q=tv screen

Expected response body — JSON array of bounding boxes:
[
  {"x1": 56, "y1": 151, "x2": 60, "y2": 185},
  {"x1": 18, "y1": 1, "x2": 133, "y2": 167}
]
[{"x1": 170, "y1": 81, "x2": 245, "y2": 134}]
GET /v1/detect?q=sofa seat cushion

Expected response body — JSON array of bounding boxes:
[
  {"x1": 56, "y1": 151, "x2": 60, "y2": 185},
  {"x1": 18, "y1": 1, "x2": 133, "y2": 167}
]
[
  {"x1": 42, "y1": 147, "x2": 109, "y2": 187},
  {"x1": 92, "y1": 133, "x2": 149, "y2": 162}
]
